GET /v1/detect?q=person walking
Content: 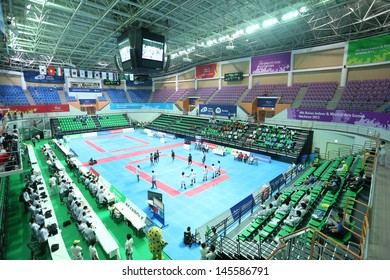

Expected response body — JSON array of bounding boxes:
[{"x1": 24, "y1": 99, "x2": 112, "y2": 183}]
[
  {"x1": 150, "y1": 153, "x2": 154, "y2": 166},
  {"x1": 188, "y1": 153, "x2": 192, "y2": 166},
  {"x1": 151, "y1": 170, "x2": 157, "y2": 189},
  {"x1": 125, "y1": 233, "x2": 134, "y2": 260},
  {"x1": 216, "y1": 161, "x2": 221, "y2": 176},
  {"x1": 202, "y1": 151, "x2": 206, "y2": 164},
  {"x1": 378, "y1": 141, "x2": 386, "y2": 166},
  {"x1": 136, "y1": 165, "x2": 141, "y2": 182},
  {"x1": 171, "y1": 150, "x2": 175, "y2": 162}
]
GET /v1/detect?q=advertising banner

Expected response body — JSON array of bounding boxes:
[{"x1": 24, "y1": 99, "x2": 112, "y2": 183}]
[
  {"x1": 23, "y1": 71, "x2": 65, "y2": 84},
  {"x1": 196, "y1": 63, "x2": 218, "y2": 79},
  {"x1": 257, "y1": 97, "x2": 279, "y2": 108},
  {"x1": 251, "y1": 52, "x2": 291, "y2": 74},
  {"x1": 110, "y1": 103, "x2": 173, "y2": 110},
  {"x1": 287, "y1": 108, "x2": 390, "y2": 130},
  {"x1": 199, "y1": 104, "x2": 237, "y2": 117},
  {"x1": 69, "y1": 88, "x2": 101, "y2": 93},
  {"x1": 0, "y1": 104, "x2": 70, "y2": 114},
  {"x1": 79, "y1": 99, "x2": 96, "y2": 105},
  {"x1": 346, "y1": 33, "x2": 390, "y2": 65},
  {"x1": 230, "y1": 194, "x2": 255, "y2": 222}
]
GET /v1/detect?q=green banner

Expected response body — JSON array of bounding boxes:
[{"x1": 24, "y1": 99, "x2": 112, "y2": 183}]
[
  {"x1": 110, "y1": 185, "x2": 126, "y2": 202},
  {"x1": 346, "y1": 33, "x2": 390, "y2": 66}
]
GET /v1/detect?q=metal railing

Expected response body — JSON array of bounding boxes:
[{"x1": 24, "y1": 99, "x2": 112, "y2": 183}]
[{"x1": 268, "y1": 198, "x2": 370, "y2": 260}]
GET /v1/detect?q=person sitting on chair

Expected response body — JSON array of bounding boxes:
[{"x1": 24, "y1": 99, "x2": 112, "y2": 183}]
[
  {"x1": 89, "y1": 158, "x2": 97, "y2": 165},
  {"x1": 184, "y1": 226, "x2": 193, "y2": 247}
]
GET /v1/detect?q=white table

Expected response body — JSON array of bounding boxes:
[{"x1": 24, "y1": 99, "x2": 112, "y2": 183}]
[
  {"x1": 183, "y1": 144, "x2": 191, "y2": 150},
  {"x1": 115, "y1": 201, "x2": 146, "y2": 237},
  {"x1": 213, "y1": 148, "x2": 226, "y2": 156},
  {"x1": 69, "y1": 177, "x2": 120, "y2": 259},
  {"x1": 53, "y1": 139, "x2": 73, "y2": 157},
  {"x1": 36, "y1": 174, "x2": 70, "y2": 260},
  {"x1": 27, "y1": 144, "x2": 38, "y2": 164}
]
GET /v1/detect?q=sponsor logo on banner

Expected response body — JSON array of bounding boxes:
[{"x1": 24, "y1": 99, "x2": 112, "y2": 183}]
[
  {"x1": 196, "y1": 63, "x2": 218, "y2": 79},
  {"x1": 199, "y1": 104, "x2": 237, "y2": 117},
  {"x1": 0, "y1": 104, "x2": 70, "y2": 113}
]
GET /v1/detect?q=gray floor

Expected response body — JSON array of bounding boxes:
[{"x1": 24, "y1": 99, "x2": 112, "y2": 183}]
[{"x1": 367, "y1": 142, "x2": 390, "y2": 260}]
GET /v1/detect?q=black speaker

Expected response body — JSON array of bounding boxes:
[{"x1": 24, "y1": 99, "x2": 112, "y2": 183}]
[
  {"x1": 163, "y1": 55, "x2": 171, "y2": 72},
  {"x1": 130, "y1": 48, "x2": 138, "y2": 69},
  {"x1": 114, "y1": 55, "x2": 123, "y2": 72}
]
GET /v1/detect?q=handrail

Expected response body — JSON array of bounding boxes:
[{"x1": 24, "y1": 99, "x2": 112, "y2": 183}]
[{"x1": 268, "y1": 197, "x2": 370, "y2": 260}]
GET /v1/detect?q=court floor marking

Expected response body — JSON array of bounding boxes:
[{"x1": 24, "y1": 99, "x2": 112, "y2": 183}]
[
  {"x1": 82, "y1": 141, "x2": 184, "y2": 166},
  {"x1": 124, "y1": 154, "x2": 230, "y2": 197}
]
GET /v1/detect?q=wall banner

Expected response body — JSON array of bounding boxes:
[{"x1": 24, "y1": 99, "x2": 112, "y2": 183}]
[{"x1": 251, "y1": 52, "x2": 291, "y2": 74}]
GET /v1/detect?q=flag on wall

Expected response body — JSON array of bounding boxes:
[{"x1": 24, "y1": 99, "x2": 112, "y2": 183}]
[
  {"x1": 56, "y1": 67, "x2": 63, "y2": 76},
  {"x1": 39, "y1": 65, "x2": 47, "y2": 75},
  {"x1": 71, "y1": 69, "x2": 78, "y2": 77},
  {"x1": 47, "y1": 66, "x2": 56, "y2": 76},
  {"x1": 113, "y1": 72, "x2": 119, "y2": 80},
  {"x1": 79, "y1": 70, "x2": 85, "y2": 78},
  {"x1": 101, "y1": 72, "x2": 107, "y2": 79},
  {"x1": 94, "y1": 71, "x2": 100, "y2": 79},
  {"x1": 64, "y1": 68, "x2": 71, "y2": 77},
  {"x1": 108, "y1": 72, "x2": 113, "y2": 80},
  {"x1": 87, "y1": 70, "x2": 93, "y2": 78}
]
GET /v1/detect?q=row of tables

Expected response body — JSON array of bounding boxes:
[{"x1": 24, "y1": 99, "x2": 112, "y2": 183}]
[
  {"x1": 26, "y1": 143, "x2": 70, "y2": 260},
  {"x1": 52, "y1": 138, "x2": 148, "y2": 249},
  {"x1": 43, "y1": 142, "x2": 121, "y2": 259}
]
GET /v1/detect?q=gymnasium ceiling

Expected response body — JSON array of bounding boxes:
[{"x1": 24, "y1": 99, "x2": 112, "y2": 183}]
[{"x1": 0, "y1": 0, "x2": 389, "y2": 77}]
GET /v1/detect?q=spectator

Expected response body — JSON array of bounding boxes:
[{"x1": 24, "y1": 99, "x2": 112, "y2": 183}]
[
  {"x1": 378, "y1": 141, "x2": 386, "y2": 166},
  {"x1": 89, "y1": 239, "x2": 99, "y2": 260},
  {"x1": 70, "y1": 240, "x2": 83, "y2": 260},
  {"x1": 284, "y1": 210, "x2": 302, "y2": 227},
  {"x1": 125, "y1": 233, "x2": 134, "y2": 260},
  {"x1": 209, "y1": 226, "x2": 218, "y2": 247},
  {"x1": 255, "y1": 203, "x2": 275, "y2": 220},
  {"x1": 322, "y1": 212, "x2": 349, "y2": 239},
  {"x1": 206, "y1": 244, "x2": 217, "y2": 260},
  {"x1": 37, "y1": 223, "x2": 49, "y2": 255},
  {"x1": 200, "y1": 242, "x2": 209, "y2": 260}
]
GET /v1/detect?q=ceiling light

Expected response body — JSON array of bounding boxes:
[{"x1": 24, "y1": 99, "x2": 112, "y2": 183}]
[
  {"x1": 246, "y1": 24, "x2": 260, "y2": 34},
  {"x1": 263, "y1": 18, "x2": 278, "y2": 28}
]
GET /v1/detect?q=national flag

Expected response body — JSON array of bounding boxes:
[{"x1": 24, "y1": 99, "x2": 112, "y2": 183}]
[
  {"x1": 101, "y1": 72, "x2": 107, "y2": 79},
  {"x1": 64, "y1": 68, "x2": 71, "y2": 77},
  {"x1": 79, "y1": 70, "x2": 85, "y2": 78},
  {"x1": 87, "y1": 70, "x2": 93, "y2": 79},
  {"x1": 94, "y1": 71, "x2": 100, "y2": 79},
  {"x1": 47, "y1": 66, "x2": 56, "y2": 76},
  {"x1": 113, "y1": 72, "x2": 119, "y2": 81},
  {"x1": 108, "y1": 72, "x2": 113, "y2": 80},
  {"x1": 56, "y1": 67, "x2": 63, "y2": 76},
  {"x1": 39, "y1": 65, "x2": 47, "y2": 75},
  {"x1": 71, "y1": 69, "x2": 78, "y2": 77}
]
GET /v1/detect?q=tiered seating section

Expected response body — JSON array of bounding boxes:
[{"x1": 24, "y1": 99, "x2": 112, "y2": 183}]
[
  {"x1": 97, "y1": 114, "x2": 129, "y2": 128},
  {"x1": 150, "y1": 88, "x2": 175, "y2": 103},
  {"x1": 165, "y1": 88, "x2": 188, "y2": 103},
  {"x1": 28, "y1": 86, "x2": 62, "y2": 104},
  {"x1": 64, "y1": 91, "x2": 77, "y2": 102},
  {"x1": 299, "y1": 81, "x2": 338, "y2": 109},
  {"x1": 58, "y1": 116, "x2": 97, "y2": 132},
  {"x1": 336, "y1": 79, "x2": 390, "y2": 111},
  {"x1": 179, "y1": 87, "x2": 217, "y2": 102},
  {"x1": 147, "y1": 114, "x2": 208, "y2": 135},
  {"x1": 243, "y1": 84, "x2": 301, "y2": 104},
  {"x1": 98, "y1": 95, "x2": 107, "y2": 101},
  {"x1": 105, "y1": 89, "x2": 128, "y2": 103},
  {"x1": 128, "y1": 89, "x2": 152, "y2": 103},
  {"x1": 208, "y1": 85, "x2": 247, "y2": 105},
  {"x1": 234, "y1": 153, "x2": 365, "y2": 256},
  {"x1": 0, "y1": 85, "x2": 29, "y2": 105}
]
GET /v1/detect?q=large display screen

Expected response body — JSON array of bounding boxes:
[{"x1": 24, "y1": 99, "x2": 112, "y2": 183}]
[
  {"x1": 142, "y1": 38, "x2": 164, "y2": 62},
  {"x1": 118, "y1": 39, "x2": 131, "y2": 62}
]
